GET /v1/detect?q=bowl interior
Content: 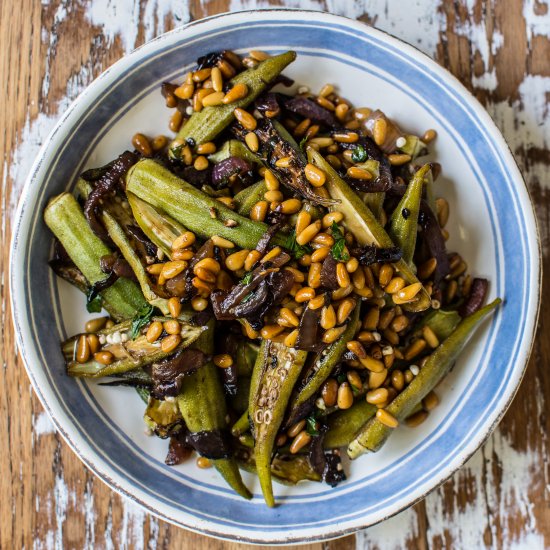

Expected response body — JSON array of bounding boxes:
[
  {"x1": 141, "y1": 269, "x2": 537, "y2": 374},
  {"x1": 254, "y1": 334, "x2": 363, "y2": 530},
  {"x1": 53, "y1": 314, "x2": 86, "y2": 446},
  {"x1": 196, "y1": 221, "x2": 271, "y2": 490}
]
[{"x1": 12, "y1": 11, "x2": 539, "y2": 544}]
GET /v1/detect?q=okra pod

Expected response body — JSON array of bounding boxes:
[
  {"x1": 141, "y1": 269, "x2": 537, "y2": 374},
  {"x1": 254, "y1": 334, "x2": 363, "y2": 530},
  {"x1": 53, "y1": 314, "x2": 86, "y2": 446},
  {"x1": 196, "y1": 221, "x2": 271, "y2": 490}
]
[
  {"x1": 389, "y1": 164, "x2": 431, "y2": 266},
  {"x1": 127, "y1": 192, "x2": 187, "y2": 259},
  {"x1": 417, "y1": 309, "x2": 461, "y2": 342},
  {"x1": 307, "y1": 148, "x2": 431, "y2": 312},
  {"x1": 64, "y1": 317, "x2": 204, "y2": 377},
  {"x1": 232, "y1": 409, "x2": 251, "y2": 437},
  {"x1": 171, "y1": 51, "x2": 296, "y2": 148},
  {"x1": 144, "y1": 396, "x2": 184, "y2": 438},
  {"x1": 324, "y1": 400, "x2": 377, "y2": 449},
  {"x1": 250, "y1": 341, "x2": 308, "y2": 506},
  {"x1": 126, "y1": 159, "x2": 286, "y2": 249},
  {"x1": 44, "y1": 193, "x2": 147, "y2": 320},
  {"x1": 177, "y1": 321, "x2": 251, "y2": 499},
  {"x1": 348, "y1": 298, "x2": 501, "y2": 458},
  {"x1": 289, "y1": 304, "x2": 361, "y2": 418},
  {"x1": 208, "y1": 139, "x2": 263, "y2": 166},
  {"x1": 235, "y1": 180, "x2": 268, "y2": 216}
]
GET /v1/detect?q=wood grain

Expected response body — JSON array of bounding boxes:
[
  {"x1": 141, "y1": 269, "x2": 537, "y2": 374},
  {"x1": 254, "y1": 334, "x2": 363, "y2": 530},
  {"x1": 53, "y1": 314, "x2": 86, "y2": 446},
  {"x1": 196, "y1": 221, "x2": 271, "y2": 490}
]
[{"x1": 1, "y1": 1, "x2": 548, "y2": 548}]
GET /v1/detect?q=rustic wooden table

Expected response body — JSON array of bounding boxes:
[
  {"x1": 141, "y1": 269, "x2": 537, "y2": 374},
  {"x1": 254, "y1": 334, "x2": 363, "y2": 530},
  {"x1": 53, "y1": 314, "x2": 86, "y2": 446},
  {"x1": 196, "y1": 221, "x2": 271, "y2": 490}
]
[{"x1": 1, "y1": 1, "x2": 548, "y2": 548}]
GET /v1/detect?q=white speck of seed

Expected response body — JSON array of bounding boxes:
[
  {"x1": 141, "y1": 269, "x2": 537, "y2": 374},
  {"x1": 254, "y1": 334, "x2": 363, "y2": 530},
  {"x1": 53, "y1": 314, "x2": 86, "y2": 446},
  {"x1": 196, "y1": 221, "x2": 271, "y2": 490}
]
[
  {"x1": 396, "y1": 136, "x2": 407, "y2": 148},
  {"x1": 316, "y1": 397, "x2": 326, "y2": 410},
  {"x1": 382, "y1": 345, "x2": 393, "y2": 356},
  {"x1": 185, "y1": 106, "x2": 193, "y2": 115},
  {"x1": 111, "y1": 331, "x2": 122, "y2": 344},
  {"x1": 373, "y1": 331, "x2": 382, "y2": 342},
  {"x1": 410, "y1": 364, "x2": 420, "y2": 376},
  {"x1": 298, "y1": 85, "x2": 310, "y2": 94},
  {"x1": 99, "y1": 335, "x2": 106, "y2": 345}
]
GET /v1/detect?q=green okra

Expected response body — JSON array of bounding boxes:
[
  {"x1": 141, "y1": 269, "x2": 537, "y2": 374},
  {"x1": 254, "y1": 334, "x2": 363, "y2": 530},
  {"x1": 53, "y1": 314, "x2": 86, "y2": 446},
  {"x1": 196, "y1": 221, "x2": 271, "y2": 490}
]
[
  {"x1": 417, "y1": 309, "x2": 461, "y2": 342},
  {"x1": 307, "y1": 148, "x2": 431, "y2": 313},
  {"x1": 235, "y1": 180, "x2": 268, "y2": 215},
  {"x1": 289, "y1": 303, "x2": 361, "y2": 416},
  {"x1": 208, "y1": 139, "x2": 263, "y2": 166},
  {"x1": 126, "y1": 159, "x2": 287, "y2": 250},
  {"x1": 177, "y1": 320, "x2": 251, "y2": 499},
  {"x1": 324, "y1": 400, "x2": 377, "y2": 449},
  {"x1": 250, "y1": 341, "x2": 308, "y2": 507},
  {"x1": 127, "y1": 192, "x2": 187, "y2": 259},
  {"x1": 397, "y1": 134, "x2": 428, "y2": 159},
  {"x1": 237, "y1": 448, "x2": 321, "y2": 485},
  {"x1": 347, "y1": 298, "x2": 501, "y2": 458},
  {"x1": 44, "y1": 192, "x2": 147, "y2": 320},
  {"x1": 63, "y1": 317, "x2": 204, "y2": 377},
  {"x1": 170, "y1": 51, "x2": 296, "y2": 149},
  {"x1": 144, "y1": 396, "x2": 184, "y2": 438},
  {"x1": 389, "y1": 164, "x2": 431, "y2": 266},
  {"x1": 232, "y1": 409, "x2": 251, "y2": 437}
]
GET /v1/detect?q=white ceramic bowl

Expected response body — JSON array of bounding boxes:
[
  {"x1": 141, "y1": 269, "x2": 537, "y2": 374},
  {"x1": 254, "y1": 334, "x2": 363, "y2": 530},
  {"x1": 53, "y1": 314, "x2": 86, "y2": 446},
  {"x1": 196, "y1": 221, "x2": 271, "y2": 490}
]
[{"x1": 10, "y1": 9, "x2": 541, "y2": 545}]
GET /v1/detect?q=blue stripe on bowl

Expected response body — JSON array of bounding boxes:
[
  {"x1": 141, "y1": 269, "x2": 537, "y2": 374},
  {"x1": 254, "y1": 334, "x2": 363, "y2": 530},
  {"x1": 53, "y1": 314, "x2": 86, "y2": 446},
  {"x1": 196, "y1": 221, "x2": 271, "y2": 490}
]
[{"x1": 14, "y1": 13, "x2": 537, "y2": 542}]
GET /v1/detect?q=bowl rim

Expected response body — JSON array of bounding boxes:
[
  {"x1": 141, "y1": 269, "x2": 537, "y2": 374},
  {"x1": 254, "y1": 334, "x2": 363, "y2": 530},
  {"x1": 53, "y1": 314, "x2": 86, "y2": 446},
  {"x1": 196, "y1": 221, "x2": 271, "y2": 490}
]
[{"x1": 9, "y1": 7, "x2": 542, "y2": 545}]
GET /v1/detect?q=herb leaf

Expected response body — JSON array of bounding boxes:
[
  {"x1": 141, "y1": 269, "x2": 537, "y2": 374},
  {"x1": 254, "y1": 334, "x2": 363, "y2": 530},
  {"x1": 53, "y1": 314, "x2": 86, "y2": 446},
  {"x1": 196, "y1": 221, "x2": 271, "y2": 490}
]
[
  {"x1": 330, "y1": 222, "x2": 350, "y2": 262},
  {"x1": 86, "y1": 287, "x2": 102, "y2": 313},
  {"x1": 306, "y1": 416, "x2": 319, "y2": 436},
  {"x1": 351, "y1": 145, "x2": 367, "y2": 163},
  {"x1": 299, "y1": 136, "x2": 308, "y2": 152},
  {"x1": 240, "y1": 271, "x2": 253, "y2": 285},
  {"x1": 285, "y1": 230, "x2": 312, "y2": 260},
  {"x1": 131, "y1": 304, "x2": 155, "y2": 340}
]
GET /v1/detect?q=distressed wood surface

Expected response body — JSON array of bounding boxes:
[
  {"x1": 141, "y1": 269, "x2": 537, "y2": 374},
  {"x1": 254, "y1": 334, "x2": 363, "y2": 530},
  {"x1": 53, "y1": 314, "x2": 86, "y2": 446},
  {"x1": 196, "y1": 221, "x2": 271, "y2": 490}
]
[{"x1": 1, "y1": 1, "x2": 548, "y2": 548}]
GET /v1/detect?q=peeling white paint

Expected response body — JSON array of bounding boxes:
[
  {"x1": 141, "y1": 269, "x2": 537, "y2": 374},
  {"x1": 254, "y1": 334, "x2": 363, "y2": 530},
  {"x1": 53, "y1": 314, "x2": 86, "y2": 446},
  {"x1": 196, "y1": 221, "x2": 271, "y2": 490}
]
[
  {"x1": 34, "y1": 412, "x2": 56, "y2": 438},
  {"x1": 523, "y1": 0, "x2": 550, "y2": 43},
  {"x1": 356, "y1": 506, "x2": 420, "y2": 549}
]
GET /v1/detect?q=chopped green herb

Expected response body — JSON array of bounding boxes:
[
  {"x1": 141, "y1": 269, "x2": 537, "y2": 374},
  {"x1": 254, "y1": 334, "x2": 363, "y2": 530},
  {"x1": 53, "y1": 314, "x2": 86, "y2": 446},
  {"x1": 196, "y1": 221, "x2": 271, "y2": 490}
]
[
  {"x1": 285, "y1": 230, "x2": 312, "y2": 260},
  {"x1": 169, "y1": 144, "x2": 184, "y2": 159},
  {"x1": 86, "y1": 287, "x2": 102, "y2": 313},
  {"x1": 130, "y1": 304, "x2": 155, "y2": 339},
  {"x1": 241, "y1": 271, "x2": 253, "y2": 285},
  {"x1": 330, "y1": 222, "x2": 350, "y2": 262},
  {"x1": 336, "y1": 373, "x2": 347, "y2": 384},
  {"x1": 306, "y1": 416, "x2": 319, "y2": 436},
  {"x1": 299, "y1": 136, "x2": 308, "y2": 152},
  {"x1": 351, "y1": 145, "x2": 367, "y2": 163}
]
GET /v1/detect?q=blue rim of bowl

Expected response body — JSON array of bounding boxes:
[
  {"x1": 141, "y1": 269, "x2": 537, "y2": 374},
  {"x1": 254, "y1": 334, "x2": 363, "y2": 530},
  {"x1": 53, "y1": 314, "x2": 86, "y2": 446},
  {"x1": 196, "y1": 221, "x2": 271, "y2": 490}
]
[{"x1": 9, "y1": 9, "x2": 541, "y2": 545}]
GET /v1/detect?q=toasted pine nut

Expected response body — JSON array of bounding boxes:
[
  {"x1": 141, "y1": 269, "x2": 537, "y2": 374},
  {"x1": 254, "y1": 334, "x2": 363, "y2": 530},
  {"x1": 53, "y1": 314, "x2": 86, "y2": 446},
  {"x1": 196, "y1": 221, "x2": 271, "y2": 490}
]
[
  {"x1": 335, "y1": 103, "x2": 349, "y2": 121},
  {"x1": 244, "y1": 250, "x2": 262, "y2": 271},
  {"x1": 337, "y1": 298, "x2": 355, "y2": 324},
  {"x1": 146, "y1": 321, "x2": 163, "y2": 343},
  {"x1": 347, "y1": 370, "x2": 362, "y2": 390},
  {"x1": 172, "y1": 249, "x2": 194, "y2": 261},
  {"x1": 423, "y1": 129, "x2": 437, "y2": 143},
  {"x1": 211, "y1": 235, "x2": 235, "y2": 248},
  {"x1": 288, "y1": 420, "x2": 306, "y2": 438},
  {"x1": 295, "y1": 211, "x2": 312, "y2": 235},
  {"x1": 352, "y1": 267, "x2": 366, "y2": 290},
  {"x1": 393, "y1": 283, "x2": 423, "y2": 304},
  {"x1": 323, "y1": 325, "x2": 346, "y2": 344},
  {"x1": 264, "y1": 190, "x2": 283, "y2": 203},
  {"x1": 406, "y1": 410, "x2": 429, "y2": 427},
  {"x1": 376, "y1": 408, "x2": 399, "y2": 428},
  {"x1": 196, "y1": 142, "x2": 216, "y2": 155},
  {"x1": 174, "y1": 82, "x2": 194, "y2": 100},
  {"x1": 385, "y1": 277, "x2": 406, "y2": 295},
  {"x1": 296, "y1": 220, "x2": 322, "y2": 246},
  {"x1": 333, "y1": 131, "x2": 359, "y2": 143},
  {"x1": 105, "y1": 320, "x2": 115, "y2": 329},
  {"x1": 423, "y1": 391, "x2": 440, "y2": 411},
  {"x1": 191, "y1": 296, "x2": 208, "y2": 311},
  {"x1": 283, "y1": 267, "x2": 304, "y2": 283},
  {"x1": 344, "y1": 258, "x2": 358, "y2": 274},
  {"x1": 161, "y1": 320, "x2": 179, "y2": 335},
  {"x1": 169, "y1": 109, "x2": 184, "y2": 131},
  {"x1": 322, "y1": 211, "x2": 344, "y2": 228},
  {"x1": 167, "y1": 297, "x2": 182, "y2": 318},
  {"x1": 233, "y1": 108, "x2": 257, "y2": 130},
  {"x1": 369, "y1": 369, "x2": 388, "y2": 389},
  {"x1": 367, "y1": 388, "x2": 389, "y2": 405},
  {"x1": 337, "y1": 382, "x2": 354, "y2": 409},
  {"x1": 298, "y1": 254, "x2": 312, "y2": 267},
  {"x1": 86, "y1": 334, "x2": 100, "y2": 354},
  {"x1": 378, "y1": 264, "x2": 394, "y2": 287},
  {"x1": 201, "y1": 91, "x2": 224, "y2": 107},
  {"x1": 284, "y1": 329, "x2": 299, "y2": 348},
  {"x1": 405, "y1": 339, "x2": 427, "y2": 361},
  {"x1": 249, "y1": 49, "x2": 270, "y2": 61},
  {"x1": 85, "y1": 317, "x2": 108, "y2": 333},
  {"x1": 279, "y1": 308, "x2": 300, "y2": 327},
  {"x1": 93, "y1": 351, "x2": 114, "y2": 365},
  {"x1": 225, "y1": 249, "x2": 249, "y2": 271},
  {"x1": 132, "y1": 133, "x2": 152, "y2": 157},
  {"x1": 250, "y1": 200, "x2": 268, "y2": 222},
  {"x1": 290, "y1": 430, "x2": 312, "y2": 454},
  {"x1": 172, "y1": 231, "x2": 195, "y2": 250},
  {"x1": 304, "y1": 163, "x2": 326, "y2": 187},
  {"x1": 260, "y1": 324, "x2": 285, "y2": 339},
  {"x1": 312, "y1": 232, "x2": 334, "y2": 247},
  {"x1": 259, "y1": 247, "x2": 280, "y2": 264},
  {"x1": 294, "y1": 118, "x2": 311, "y2": 137},
  {"x1": 307, "y1": 262, "x2": 322, "y2": 289},
  {"x1": 223, "y1": 83, "x2": 248, "y2": 104},
  {"x1": 308, "y1": 294, "x2": 326, "y2": 310},
  {"x1": 161, "y1": 261, "x2": 188, "y2": 281},
  {"x1": 347, "y1": 166, "x2": 373, "y2": 180},
  {"x1": 210, "y1": 66, "x2": 223, "y2": 92},
  {"x1": 363, "y1": 308, "x2": 380, "y2": 331},
  {"x1": 295, "y1": 287, "x2": 315, "y2": 303},
  {"x1": 373, "y1": 118, "x2": 387, "y2": 147},
  {"x1": 322, "y1": 379, "x2": 338, "y2": 407},
  {"x1": 275, "y1": 156, "x2": 291, "y2": 168},
  {"x1": 388, "y1": 154, "x2": 412, "y2": 166},
  {"x1": 160, "y1": 334, "x2": 181, "y2": 353},
  {"x1": 422, "y1": 326, "x2": 440, "y2": 348},
  {"x1": 347, "y1": 340, "x2": 367, "y2": 359},
  {"x1": 353, "y1": 107, "x2": 372, "y2": 120},
  {"x1": 391, "y1": 370, "x2": 405, "y2": 391},
  {"x1": 192, "y1": 68, "x2": 212, "y2": 82},
  {"x1": 217, "y1": 58, "x2": 236, "y2": 78},
  {"x1": 317, "y1": 96, "x2": 335, "y2": 111},
  {"x1": 194, "y1": 258, "x2": 220, "y2": 276},
  {"x1": 194, "y1": 266, "x2": 216, "y2": 283},
  {"x1": 331, "y1": 285, "x2": 354, "y2": 300},
  {"x1": 213, "y1": 354, "x2": 233, "y2": 369},
  {"x1": 216, "y1": 197, "x2": 235, "y2": 210},
  {"x1": 194, "y1": 155, "x2": 209, "y2": 171},
  {"x1": 151, "y1": 135, "x2": 168, "y2": 151},
  {"x1": 279, "y1": 198, "x2": 302, "y2": 214},
  {"x1": 243, "y1": 131, "x2": 259, "y2": 152},
  {"x1": 311, "y1": 246, "x2": 330, "y2": 263},
  {"x1": 391, "y1": 315, "x2": 409, "y2": 333},
  {"x1": 263, "y1": 168, "x2": 279, "y2": 190},
  {"x1": 192, "y1": 277, "x2": 214, "y2": 296},
  {"x1": 336, "y1": 263, "x2": 351, "y2": 288},
  {"x1": 319, "y1": 83, "x2": 334, "y2": 97},
  {"x1": 196, "y1": 456, "x2": 212, "y2": 469},
  {"x1": 76, "y1": 334, "x2": 90, "y2": 363},
  {"x1": 305, "y1": 124, "x2": 320, "y2": 140},
  {"x1": 360, "y1": 355, "x2": 385, "y2": 373}
]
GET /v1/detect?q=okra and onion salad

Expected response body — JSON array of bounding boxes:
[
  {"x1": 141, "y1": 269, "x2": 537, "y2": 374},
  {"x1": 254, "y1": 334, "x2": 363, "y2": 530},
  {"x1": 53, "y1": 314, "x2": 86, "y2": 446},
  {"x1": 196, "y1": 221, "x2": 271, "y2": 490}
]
[{"x1": 45, "y1": 49, "x2": 501, "y2": 507}]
